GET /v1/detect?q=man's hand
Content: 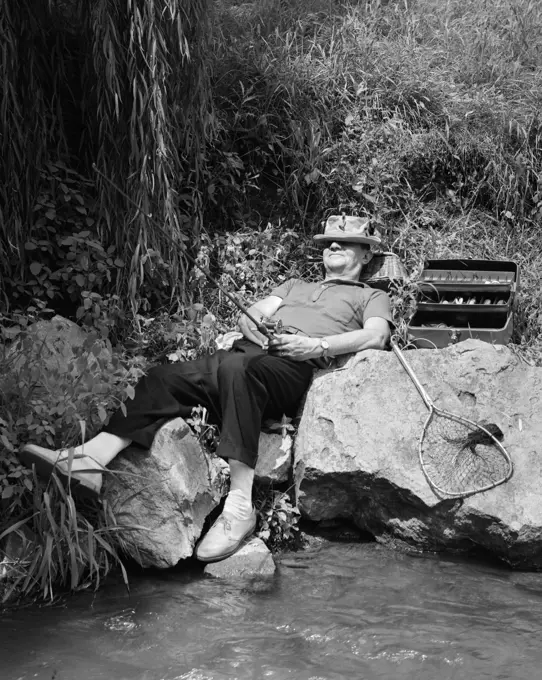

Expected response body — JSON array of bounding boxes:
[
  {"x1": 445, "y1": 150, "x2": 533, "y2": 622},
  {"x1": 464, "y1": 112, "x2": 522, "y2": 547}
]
[
  {"x1": 268, "y1": 334, "x2": 321, "y2": 361},
  {"x1": 238, "y1": 295, "x2": 283, "y2": 349},
  {"x1": 244, "y1": 326, "x2": 270, "y2": 350}
]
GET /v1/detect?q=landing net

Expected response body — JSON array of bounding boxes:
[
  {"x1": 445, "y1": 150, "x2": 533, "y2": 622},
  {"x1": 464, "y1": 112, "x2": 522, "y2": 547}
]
[{"x1": 419, "y1": 411, "x2": 512, "y2": 498}]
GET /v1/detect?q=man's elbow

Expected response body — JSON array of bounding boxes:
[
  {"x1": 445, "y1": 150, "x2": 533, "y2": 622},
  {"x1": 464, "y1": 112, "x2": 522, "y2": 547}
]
[{"x1": 369, "y1": 328, "x2": 390, "y2": 350}]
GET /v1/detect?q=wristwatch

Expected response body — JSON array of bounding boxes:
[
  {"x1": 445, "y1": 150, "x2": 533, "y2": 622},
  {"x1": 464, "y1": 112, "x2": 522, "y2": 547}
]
[{"x1": 319, "y1": 338, "x2": 330, "y2": 359}]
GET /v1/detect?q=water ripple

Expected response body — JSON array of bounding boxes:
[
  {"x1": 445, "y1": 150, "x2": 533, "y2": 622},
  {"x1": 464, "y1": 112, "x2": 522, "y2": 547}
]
[{"x1": 3, "y1": 543, "x2": 542, "y2": 680}]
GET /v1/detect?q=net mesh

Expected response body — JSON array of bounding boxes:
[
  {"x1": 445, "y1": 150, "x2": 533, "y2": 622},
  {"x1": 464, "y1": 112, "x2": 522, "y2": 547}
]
[{"x1": 420, "y1": 412, "x2": 512, "y2": 497}]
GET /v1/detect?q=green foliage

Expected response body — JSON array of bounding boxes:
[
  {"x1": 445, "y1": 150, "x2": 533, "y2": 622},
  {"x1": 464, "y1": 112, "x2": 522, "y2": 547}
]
[
  {"x1": 125, "y1": 304, "x2": 222, "y2": 364},
  {"x1": 7, "y1": 161, "x2": 126, "y2": 336},
  {"x1": 0, "y1": 322, "x2": 144, "y2": 452},
  {"x1": 0, "y1": 318, "x2": 144, "y2": 602},
  {"x1": 0, "y1": 1, "x2": 73, "y2": 273},
  {"x1": 191, "y1": 224, "x2": 322, "y2": 332},
  {"x1": 4, "y1": 0, "x2": 542, "y2": 334},
  {"x1": 256, "y1": 489, "x2": 301, "y2": 552},
  {"x1": 85, "y1": 0, "x2": 213, "y2": 313}
]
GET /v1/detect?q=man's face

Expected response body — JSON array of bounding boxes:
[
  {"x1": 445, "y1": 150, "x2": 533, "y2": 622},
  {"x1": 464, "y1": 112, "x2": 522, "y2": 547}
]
[{"x1": 322, "y1": 241, "x2": 372, "y2": 279}]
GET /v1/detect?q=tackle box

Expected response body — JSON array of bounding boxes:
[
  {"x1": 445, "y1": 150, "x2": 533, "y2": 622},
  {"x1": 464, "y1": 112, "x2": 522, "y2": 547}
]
[{"x1": 407, "y1": 259, "x2": 520, "y2": 348}]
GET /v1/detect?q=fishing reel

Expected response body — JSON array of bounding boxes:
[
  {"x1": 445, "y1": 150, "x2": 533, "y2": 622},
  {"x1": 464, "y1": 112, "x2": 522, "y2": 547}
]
[{"x1": 260, "y1": 317, "x2": 283, "y2": 337}]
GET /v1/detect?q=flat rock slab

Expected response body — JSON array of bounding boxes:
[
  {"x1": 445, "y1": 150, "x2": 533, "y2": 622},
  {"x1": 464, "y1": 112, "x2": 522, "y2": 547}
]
[
  {"x1": 203, "y1": 538, "x2": 276, "y2": 578},
  {"x1": 294, "y1": 339, "x2": 542, "y2": 569}
]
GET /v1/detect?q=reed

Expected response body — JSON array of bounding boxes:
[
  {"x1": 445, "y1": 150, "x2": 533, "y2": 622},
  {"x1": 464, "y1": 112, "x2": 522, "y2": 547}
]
[
  {"x1": 1, "y1": 0, "x2": 212, "y2": 313},
  {"x1": 0, "y1": 474, "x2": 130, "y2": 604}
]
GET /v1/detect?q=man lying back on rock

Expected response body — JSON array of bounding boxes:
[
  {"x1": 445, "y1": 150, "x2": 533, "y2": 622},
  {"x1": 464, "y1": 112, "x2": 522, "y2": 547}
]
[{"x1": 20, "y1": 216, "x2": 392, "y2": 563}]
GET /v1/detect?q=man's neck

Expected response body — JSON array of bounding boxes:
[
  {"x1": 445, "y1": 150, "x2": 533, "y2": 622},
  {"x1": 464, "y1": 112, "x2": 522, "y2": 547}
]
[{"x1": 323, "y1": 272, "x2": 360, "y2": 283}]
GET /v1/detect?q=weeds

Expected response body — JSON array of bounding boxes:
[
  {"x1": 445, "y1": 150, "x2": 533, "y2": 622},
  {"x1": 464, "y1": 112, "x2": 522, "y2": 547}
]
[
  {"x1": 0, "y1": 473, "x2": 130, "y2": 604},
  {"x1": 255, "y1": 488, "x2": 301, "y2": 552}
]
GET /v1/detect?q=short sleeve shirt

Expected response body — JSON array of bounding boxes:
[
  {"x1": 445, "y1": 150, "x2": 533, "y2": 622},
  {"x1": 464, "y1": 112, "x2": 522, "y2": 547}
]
[{"x1": 268, "y1": 278, "x2": 392, "y2": 338}]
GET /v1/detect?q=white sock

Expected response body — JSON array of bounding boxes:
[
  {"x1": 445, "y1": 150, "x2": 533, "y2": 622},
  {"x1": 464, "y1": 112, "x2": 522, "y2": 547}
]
[{"x1": 223, "y1": 489, "x2": 253, "y2": 521}]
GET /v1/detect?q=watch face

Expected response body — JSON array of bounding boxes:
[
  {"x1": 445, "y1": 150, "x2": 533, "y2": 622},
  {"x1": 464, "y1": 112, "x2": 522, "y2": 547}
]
[{"x1": 321, "y1": 339, "x2": 329, "y2": 350}]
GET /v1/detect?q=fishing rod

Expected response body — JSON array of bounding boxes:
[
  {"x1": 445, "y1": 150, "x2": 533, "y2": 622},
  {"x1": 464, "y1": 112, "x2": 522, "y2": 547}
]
[{"x1": 92, "y1": 164, "x2": 279, "y2": 338}]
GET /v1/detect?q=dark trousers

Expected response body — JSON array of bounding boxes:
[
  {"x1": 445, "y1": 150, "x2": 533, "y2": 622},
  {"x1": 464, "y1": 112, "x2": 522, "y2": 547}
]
[{"x1": 104, "y1": 340, "x2": 315, "y2": 468}]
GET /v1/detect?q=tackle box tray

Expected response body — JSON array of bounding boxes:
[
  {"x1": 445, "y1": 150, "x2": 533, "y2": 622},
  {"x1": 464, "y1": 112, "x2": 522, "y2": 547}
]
[{"x1": 407, "y1": 259, "x2": 519, "y2": 348}]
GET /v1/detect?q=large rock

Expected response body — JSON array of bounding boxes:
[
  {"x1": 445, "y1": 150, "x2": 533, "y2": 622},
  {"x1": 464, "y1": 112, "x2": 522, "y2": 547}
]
[
  {"x1": 13, "y1": 315, "x2": 111, "y2": 366},
  {"x1": 105, "y1": 418, "x2": 229, "y2": 568},
  {"x1": 255, "y1": 432, "x2": 293, "y2": 484},
  {"x1": 294, "y1": 339, "x2": 542, "y2": 569},
  {"x1": 104, "y1": 425, "x2": 289, "y2": 568}
]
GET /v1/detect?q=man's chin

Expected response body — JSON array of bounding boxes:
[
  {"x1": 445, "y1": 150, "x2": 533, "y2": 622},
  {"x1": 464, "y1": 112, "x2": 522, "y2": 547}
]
[{"x1": 324, "y1": 265, "x2": 346, "y2": 276}]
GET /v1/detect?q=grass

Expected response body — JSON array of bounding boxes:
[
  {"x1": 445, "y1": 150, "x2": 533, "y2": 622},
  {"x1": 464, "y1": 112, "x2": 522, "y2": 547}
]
[
  {"x1": 0, "y1": 475, "x2": 130, "y2": 604},
  {"x1": 211, "y1": 0, "x2": 542, "y2": 351}
]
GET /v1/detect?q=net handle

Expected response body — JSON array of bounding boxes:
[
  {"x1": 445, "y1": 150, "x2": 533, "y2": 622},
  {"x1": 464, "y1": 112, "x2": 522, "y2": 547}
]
[{"x1": 391, "y1": 339, "x2": 434, "y2": 411}]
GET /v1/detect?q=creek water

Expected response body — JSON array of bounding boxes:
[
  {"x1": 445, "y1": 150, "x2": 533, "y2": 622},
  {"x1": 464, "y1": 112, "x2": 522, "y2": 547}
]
[{"x1": 1, "y1": 541, "x2": 542, "y2": 680}]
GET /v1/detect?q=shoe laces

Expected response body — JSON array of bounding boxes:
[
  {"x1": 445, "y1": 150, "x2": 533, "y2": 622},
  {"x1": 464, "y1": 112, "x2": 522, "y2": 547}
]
[{"x1": 216, "y1": 516, "x2": 232, "y2": 532}]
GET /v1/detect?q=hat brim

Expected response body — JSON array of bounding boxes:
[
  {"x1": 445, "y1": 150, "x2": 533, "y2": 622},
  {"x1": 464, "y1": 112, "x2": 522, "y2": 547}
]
[{"x1": 313, "y1": 233, "x2": 381, "y2": 246}]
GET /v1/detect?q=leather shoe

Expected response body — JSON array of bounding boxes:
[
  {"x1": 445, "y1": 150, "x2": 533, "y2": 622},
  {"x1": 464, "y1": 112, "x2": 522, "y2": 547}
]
[{"x1": 195, "y1": 508, "x2": 257, "y2": 562}]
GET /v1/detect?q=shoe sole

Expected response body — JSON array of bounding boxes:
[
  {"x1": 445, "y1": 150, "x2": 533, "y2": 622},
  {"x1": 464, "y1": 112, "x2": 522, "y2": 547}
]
[
  {"x1": 20, "y1": 445, "x2": 101, "y2": 501},
  {"x1": 195, "y1": 518, "x2": 257, "y2": 563}
]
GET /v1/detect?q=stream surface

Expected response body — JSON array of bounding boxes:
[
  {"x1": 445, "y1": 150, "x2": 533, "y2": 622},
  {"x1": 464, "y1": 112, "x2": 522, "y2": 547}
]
[{"x1": 1, "y1": 542, "x2": 542, "y2": 680}]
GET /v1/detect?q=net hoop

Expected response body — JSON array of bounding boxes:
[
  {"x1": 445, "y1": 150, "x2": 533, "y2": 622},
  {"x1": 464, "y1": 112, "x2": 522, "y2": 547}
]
[
  {"x1": 418, "y1": 406, "x2": 514, "y2": 498},
  {"x1": 391, "y1": 337, "x2": 514, "y2": 499}
]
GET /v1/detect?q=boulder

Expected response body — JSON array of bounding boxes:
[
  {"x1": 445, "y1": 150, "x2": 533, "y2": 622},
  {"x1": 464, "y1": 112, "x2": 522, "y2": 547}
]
[
  {"x1": 104, "y1": 418, "x2": 229, "y2": 568},
  {"x1": 10, "y1": 315, "x2": 112, "y2": 372},
  {"x1": 7, "y1": 316, "x2": 114, "y2": 399},
  {"x1": 103, "y1": 424, "x2": 289, "y2": 568},
  {"x1": 294, "y1": 339, "x2": 542, "y2": 570},
  {"x1": 203, "y1": 538, "x2": 276, "y2": 578}
]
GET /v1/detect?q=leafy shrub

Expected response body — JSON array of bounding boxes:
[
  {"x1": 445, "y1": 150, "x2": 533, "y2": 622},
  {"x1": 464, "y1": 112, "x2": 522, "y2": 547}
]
[
  {"x1": 190, "y1": 223, "x2": 321, "y2": 331},
  {"x1": 0, "y1": 322, "x2": 144, "y2": 451},
  {"x1": 256, "y1": 489, "x2": 301, "y2": 552},
  {"x1": 7, "y1": 162, "x2": 127, "y2": 337},
  {"x1": 0, "y1": 317, "x2": 145, "y2": 601}
]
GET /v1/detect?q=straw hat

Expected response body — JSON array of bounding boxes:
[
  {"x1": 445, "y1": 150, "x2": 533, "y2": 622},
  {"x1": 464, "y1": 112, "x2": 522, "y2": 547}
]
[{"x1": 313, "y1": 215, "x2": 381, "y2": 247}]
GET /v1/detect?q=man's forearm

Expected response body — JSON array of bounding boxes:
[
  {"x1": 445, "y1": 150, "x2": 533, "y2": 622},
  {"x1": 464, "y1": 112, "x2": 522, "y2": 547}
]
[
  {"x1": 237, "y1": 295, "x2": 284, "y2": 346},
  {"x1": 324, "y1": 328, "x2": 389, "y2": 356}
]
